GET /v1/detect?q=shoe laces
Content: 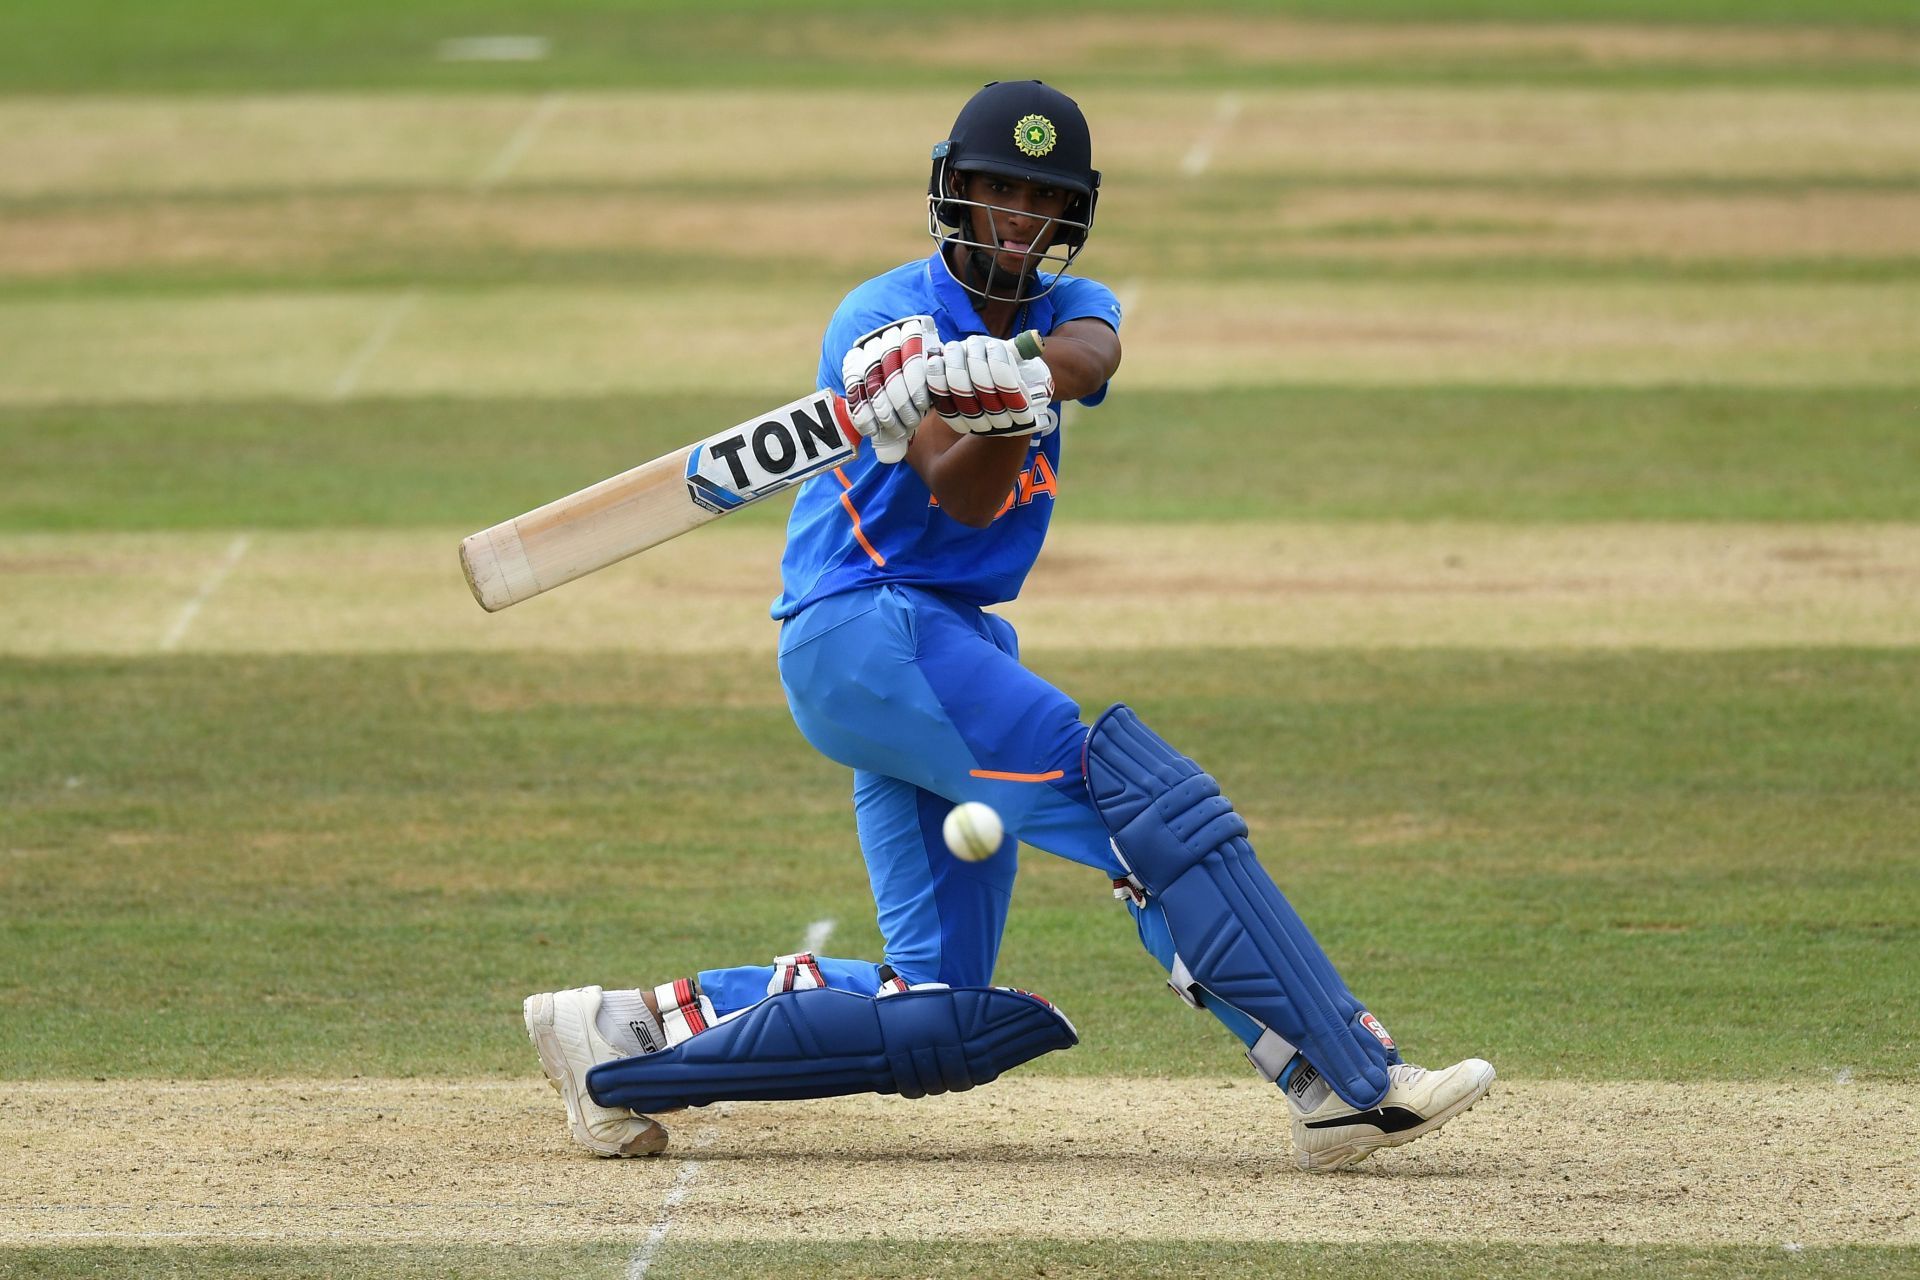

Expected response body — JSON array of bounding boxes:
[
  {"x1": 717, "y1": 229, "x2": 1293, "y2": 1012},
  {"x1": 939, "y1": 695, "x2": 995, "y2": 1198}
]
[{"x1": 1386, "y1": 1063, "x2": 1429, "y2": 1088}]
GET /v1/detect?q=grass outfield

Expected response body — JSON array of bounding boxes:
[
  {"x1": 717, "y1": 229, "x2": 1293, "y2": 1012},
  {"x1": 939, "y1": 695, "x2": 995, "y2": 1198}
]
[
  {"x1": 4, "y1": 649, "x2": 1914, "y2": 1081},
  {"x1": 5, "y1": 7, "x2": 1919, "y2": 1275},
  {"x1": 6, "y1": 388, "x2": 1918, "y2": 530},
  {"x1": 3, "y1": 280, "x2": 1915, "y2": 404},
  {"x1": 3, "y1": 1, "x2": 1918, "y2": 93}
]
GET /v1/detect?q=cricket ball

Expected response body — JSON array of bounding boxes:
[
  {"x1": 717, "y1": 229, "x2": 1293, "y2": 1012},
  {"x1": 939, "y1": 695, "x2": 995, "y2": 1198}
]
[{"x1": 942, "y1": 801, "x2": 1005, "y2": 862}]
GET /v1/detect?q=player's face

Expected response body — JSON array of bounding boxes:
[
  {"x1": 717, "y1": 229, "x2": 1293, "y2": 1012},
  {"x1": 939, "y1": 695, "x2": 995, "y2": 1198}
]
[{"x1": 958, "y1": 173, "x2": 1075, "y2": 275}]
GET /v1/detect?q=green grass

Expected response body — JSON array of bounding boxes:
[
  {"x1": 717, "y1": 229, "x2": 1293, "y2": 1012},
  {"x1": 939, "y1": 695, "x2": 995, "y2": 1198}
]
[
  {"x1": 3, "y1": 1, "x2": 1917, "y2": 94},
  {"x1": 8, "y1": 251, "x2": 1920, "y2": 303},
  {"x1": 3, "y1": 649, "x2": 1914, "y2": 1081},
  {"x1": 3, "y1": 387, "x2": 1913, "y2": 534},
  {"x1": 2, "y1": 1243, "x2": 1914, "y2": 1280},
  {"x1": 8, "y1": 214, "x2": 1918, "y2": 301}
]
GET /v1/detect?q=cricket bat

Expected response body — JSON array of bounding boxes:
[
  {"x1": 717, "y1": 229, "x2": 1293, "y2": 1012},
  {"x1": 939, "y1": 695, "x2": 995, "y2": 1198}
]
[{"x1": 459, "y1": 330, "x2": 1045, "y2": 612}]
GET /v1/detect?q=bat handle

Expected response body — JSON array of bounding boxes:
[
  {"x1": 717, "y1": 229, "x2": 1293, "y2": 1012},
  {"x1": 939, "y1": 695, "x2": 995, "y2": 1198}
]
[{"x1": 1013, "y1": 329, "x2": 1046, "y2": 360}]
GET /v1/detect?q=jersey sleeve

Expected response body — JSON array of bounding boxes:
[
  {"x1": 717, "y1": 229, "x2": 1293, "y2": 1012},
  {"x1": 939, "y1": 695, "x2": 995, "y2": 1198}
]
[
  {"x1": 1047, "y1": 276, "x2": 1123, "y2": 408},
  {"x1": 817, "y1": 293, "x2": 899, "y2": 395}
]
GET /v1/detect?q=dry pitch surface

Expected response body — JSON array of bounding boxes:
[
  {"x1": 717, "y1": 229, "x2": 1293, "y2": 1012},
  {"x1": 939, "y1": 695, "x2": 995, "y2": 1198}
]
[
  {"x1": 5, "y1": 523, "x2": 1919, "y2": 657},
  {"x1": 7, "y1": 1078, "x2": 1916, "y2": 1249}
]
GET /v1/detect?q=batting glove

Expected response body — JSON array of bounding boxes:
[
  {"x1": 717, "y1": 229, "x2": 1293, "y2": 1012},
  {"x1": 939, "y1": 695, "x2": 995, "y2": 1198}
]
[
  {"x1": 927, "y1": 334, "x2": 1057, "y2": 439},
  {"x1": 841, "y1": 315, "x2": 937, "y2": 464}
]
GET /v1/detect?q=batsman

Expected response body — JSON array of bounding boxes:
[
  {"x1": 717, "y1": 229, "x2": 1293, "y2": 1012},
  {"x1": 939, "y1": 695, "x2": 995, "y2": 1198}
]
[{"x1": 524, "y1": 80, "x2": 1494, "y2": 1172}]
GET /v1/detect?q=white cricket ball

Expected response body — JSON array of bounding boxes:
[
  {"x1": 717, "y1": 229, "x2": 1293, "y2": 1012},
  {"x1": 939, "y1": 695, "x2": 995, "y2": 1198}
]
[{"x1": 942, "y1": 801, "x2": 1004, "y2": 862}]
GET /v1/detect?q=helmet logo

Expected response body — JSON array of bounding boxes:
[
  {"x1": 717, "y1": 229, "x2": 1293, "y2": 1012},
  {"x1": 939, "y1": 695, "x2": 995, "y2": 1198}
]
[{"x1": 1015, "y1": 114, "x2": 1057, "y2": 158}]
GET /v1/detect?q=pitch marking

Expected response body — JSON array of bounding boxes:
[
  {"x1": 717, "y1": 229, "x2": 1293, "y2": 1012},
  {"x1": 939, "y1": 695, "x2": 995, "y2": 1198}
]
[
  {"x1": 474, "y1": 92, "x2": 565, "y2": 193},
  {"x1": 327, "y1": 289, "x2": 420, "y2": 400},
  {"x1": 1180, "y1": 93, "x2": 1243, "y2": 177},
  {"x1": 159, "y1": 533, "x2": 251, "y2": 652},
  {"x1": 625, "y1": 1128, "x2": 714, "y2": 1279},
  {"x1": 625, "y1": 919, "x2": 830, "y2": 1275}
]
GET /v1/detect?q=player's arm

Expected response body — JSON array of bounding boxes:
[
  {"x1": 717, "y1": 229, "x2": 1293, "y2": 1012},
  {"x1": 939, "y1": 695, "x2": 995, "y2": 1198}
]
[
  {"x1": 1032, "y1": 317, "x2": 1120, "y2": 403},
  {"x1": 906, "y1": 429, "x2": 1030, "y2": 527},
  {"x1": 908, "y1": 318, "x2": 1122, "y2": 527}
]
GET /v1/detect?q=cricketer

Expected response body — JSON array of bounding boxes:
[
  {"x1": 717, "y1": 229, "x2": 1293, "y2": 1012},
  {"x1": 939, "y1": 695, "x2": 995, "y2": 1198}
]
[{"x1": 524, "y1": 81, "x2": 1495, "y2": 1172}]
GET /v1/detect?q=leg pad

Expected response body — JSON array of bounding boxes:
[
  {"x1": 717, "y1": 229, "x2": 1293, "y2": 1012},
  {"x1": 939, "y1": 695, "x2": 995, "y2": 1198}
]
[
  {"x1": 1084, "y1": 703, "x2": 1393, "y2": 1109},
  {"x1": 586, "y1": 986, "x2": 1076, "y2": 1113}
]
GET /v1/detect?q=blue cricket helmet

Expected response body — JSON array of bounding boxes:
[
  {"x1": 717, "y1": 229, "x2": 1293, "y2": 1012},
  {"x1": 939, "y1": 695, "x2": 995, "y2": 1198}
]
[{"x1": 927, "y1": 81, "x2": 1101, "y2": 299}]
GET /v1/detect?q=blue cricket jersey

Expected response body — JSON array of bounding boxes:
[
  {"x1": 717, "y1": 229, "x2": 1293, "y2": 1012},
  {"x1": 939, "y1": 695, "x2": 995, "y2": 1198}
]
[{"x1": 772, "y1": 250, "x2": 1122, "y2": 619}]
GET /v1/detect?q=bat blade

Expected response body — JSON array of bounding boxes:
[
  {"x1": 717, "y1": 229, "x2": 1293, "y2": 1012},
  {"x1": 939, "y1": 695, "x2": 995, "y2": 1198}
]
[{"x1": 461, "y1": 389, "x2": 858, "y2": 612}]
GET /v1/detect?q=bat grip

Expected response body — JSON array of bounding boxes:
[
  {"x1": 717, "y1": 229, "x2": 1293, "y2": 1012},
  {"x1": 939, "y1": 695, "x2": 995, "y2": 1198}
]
[{"x1": 1013, "y1": 329, "x2": 1046, "y2": 360}]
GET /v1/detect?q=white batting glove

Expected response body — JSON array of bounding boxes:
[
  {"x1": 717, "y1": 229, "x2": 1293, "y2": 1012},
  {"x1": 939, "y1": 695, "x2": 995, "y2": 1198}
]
[
  {"x1": 927, "y1": 334, "x2": 1056, "y2": 439},
  {"x1": 841, "y1": 315, "x2": 938, "y2": 464}
]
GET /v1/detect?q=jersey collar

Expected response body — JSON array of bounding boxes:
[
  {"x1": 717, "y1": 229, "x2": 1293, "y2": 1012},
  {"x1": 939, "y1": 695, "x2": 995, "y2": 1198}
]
[{"x1": 924, "y1": 248, "x2": 1055, "y2": 339}]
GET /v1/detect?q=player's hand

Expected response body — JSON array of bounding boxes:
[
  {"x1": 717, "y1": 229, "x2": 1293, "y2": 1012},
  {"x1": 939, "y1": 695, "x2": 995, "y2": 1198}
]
[
  {"x1": 927, "y1": 334, "x2": 1057, "y2": 439},
  {"x1": 841, "y1": 315, "x2": 938, "y2": 464}
]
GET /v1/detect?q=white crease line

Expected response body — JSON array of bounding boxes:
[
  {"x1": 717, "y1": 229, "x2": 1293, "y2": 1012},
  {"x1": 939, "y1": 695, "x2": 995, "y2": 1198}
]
[
  {"x1": 801, "y1": 917, "x2": 835, "y2": 954},
  {"x1": 329, "y1": 95, "x2": 558, "y2": 404},
  {"x1": 160, "y1": 534, "x2": 251, "y2": 652},
  {"x1": 474, "y1": 92, "x2": 564, "y2": 192},
  {"x1": 626, "y1": 1130, "x2": 711, "y2": 1279},
  {"x1": 1180, "y1": 93, "x2": 1242, "y2": 178},
  {"x1": 327, "y1": 289, "x2": 420, "y2": 400}
]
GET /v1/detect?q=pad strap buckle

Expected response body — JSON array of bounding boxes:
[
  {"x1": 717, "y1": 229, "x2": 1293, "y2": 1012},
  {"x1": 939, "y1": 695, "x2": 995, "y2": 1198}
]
[
  {"x1": 767, "y1": 952, "x2": 828, "y2": 996},
  {"x1": 875, "y1": 963, "x2": 912, "y2": 997},
  {"x1": 651, "y1": 977, "x2": 714, "y2": 1047}
]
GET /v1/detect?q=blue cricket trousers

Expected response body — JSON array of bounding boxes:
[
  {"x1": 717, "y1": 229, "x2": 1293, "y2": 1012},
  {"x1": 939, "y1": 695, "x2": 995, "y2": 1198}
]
[{"x1": 697, "y1": 583, "x2": 1267, "y2": 1056}]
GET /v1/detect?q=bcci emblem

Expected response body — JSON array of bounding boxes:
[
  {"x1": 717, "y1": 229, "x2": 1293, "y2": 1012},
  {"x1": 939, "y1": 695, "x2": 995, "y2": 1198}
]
[{"x1": 1015, "y1": 114, "x2": 1057, "y2": 158}]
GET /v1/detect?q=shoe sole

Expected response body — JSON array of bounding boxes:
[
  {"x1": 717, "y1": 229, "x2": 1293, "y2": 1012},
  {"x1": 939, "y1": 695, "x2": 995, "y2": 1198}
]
[
  {"x1": 523, "y1": 992, "x2": 669, "y2": 1158},
  {"x1": 1297, "y1": 1068, "x2": 1495, "y2": 1173}
]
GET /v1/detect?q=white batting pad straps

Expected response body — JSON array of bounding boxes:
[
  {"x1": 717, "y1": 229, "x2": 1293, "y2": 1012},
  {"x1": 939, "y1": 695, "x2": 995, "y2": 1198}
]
[
  {"x1": 1167, "y1": 953, "x2": 1206, "y2": 1010},
  {"x1": 766, "y1": 951, "x2": 829, "y2": 996},
  {"x1": 1283, "y1": 1057, "x2": 1334, "y2": 1112},
  {"x1": 651, "y1": 977, "x2": 715, "y2": 1047},
  {"x1": 1246, "y1": 1027, "x2": 1299, "y2": 1083}
]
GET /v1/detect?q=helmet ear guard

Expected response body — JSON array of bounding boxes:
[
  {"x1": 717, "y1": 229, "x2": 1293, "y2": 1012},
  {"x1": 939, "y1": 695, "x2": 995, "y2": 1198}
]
[{"x1": 926, "y1": 143, "x2": 969, "y2": 235}]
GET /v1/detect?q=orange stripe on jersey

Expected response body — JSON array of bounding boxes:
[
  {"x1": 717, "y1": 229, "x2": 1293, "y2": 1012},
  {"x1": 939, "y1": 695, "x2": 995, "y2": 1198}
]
[
  {"x1": 835, "y1": 466, "x2": 886, "y2": 567},
  {"x1": 969, "y1": 768, "x2": 1066, "y2": 783}
]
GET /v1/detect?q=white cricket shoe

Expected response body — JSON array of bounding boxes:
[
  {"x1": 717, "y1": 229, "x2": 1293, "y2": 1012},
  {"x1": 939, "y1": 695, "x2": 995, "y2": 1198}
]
[
  {"x1": 1288, "y1": 1057, "x2": 1495, "y2": 1172},
  {"x1": 523, "y1": 986, "x2": 670, "y2": 1157}
]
